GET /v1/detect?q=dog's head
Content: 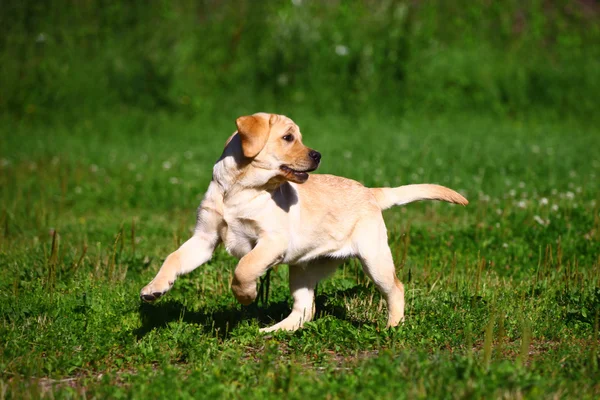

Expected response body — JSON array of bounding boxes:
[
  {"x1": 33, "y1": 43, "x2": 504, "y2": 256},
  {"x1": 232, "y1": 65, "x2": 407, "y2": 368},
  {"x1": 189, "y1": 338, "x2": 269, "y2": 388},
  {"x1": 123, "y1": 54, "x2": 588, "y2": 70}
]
[{"x1": 233, "y1": 113, "x2": 320, "y2": 184}]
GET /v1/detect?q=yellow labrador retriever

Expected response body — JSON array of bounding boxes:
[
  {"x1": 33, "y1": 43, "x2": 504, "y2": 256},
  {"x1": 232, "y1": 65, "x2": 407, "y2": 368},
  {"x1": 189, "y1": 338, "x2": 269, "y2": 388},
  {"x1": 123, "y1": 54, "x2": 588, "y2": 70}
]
[{"x1": 140, "y1": 113, "x2": 468, "y2": 332}]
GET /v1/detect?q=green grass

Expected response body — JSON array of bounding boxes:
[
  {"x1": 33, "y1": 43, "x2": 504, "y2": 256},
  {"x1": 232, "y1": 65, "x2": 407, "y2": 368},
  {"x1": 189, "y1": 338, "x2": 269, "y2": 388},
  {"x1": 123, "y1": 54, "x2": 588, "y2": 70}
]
[{"x1": 1, "y1": 111, "x2": 599, "y2": 398}]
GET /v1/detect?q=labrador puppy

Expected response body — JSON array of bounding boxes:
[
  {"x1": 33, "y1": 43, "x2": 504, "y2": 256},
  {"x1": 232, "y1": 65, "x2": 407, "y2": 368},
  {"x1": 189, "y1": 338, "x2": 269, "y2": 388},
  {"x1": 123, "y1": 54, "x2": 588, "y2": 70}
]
[{"x1": 140, "y1": 112, "x2": 468, "y2": 332}]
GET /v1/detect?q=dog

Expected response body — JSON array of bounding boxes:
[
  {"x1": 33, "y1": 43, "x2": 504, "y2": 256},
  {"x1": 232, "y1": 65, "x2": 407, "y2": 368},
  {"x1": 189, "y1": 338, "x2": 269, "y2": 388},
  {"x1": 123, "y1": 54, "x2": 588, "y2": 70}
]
[{"x1": 140, "y1": 112, "x2": 468, "y2": 332}]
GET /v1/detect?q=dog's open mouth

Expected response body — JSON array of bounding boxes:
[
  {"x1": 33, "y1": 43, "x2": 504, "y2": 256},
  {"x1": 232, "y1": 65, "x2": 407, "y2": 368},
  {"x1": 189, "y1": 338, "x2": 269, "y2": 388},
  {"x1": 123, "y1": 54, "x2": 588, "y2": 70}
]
[{"x1": 280, "y1": 165, "x2": 316, "y2": 183}]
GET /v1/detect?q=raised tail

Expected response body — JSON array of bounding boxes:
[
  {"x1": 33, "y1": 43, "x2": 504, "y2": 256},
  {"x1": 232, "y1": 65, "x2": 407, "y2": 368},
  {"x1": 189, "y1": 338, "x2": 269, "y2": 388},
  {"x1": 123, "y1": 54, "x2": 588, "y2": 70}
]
[{"x1": 370, "y1": 184, "x2": 468, "y2": 210}]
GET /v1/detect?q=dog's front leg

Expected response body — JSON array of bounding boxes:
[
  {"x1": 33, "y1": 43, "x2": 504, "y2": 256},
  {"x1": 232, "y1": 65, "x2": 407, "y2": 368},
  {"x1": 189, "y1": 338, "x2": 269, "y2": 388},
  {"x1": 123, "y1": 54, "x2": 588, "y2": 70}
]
[
  {"x1": 231, "y1": 239, "x2": 286, "y2": 305},
  {"x1": 140, "y1": 231, "x2": 219, "y2": 301},
  {"x1": 140, "y1": 194, "x2": 222, "y2": 302}
]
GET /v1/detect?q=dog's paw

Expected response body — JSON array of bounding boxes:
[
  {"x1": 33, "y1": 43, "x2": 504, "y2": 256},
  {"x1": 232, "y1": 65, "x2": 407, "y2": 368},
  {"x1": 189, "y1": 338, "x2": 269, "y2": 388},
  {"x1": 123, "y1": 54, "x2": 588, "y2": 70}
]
[
  {"x1": 140, "y1": 278, "x2": 174, "y2": 302},
  {"x1": 231, "y1": 280, "x2": 257, "y2": 306},
  {"x1": 385, "y1": 314, "x2": 405, "y2": 328},
  {"x1": 259, "y1": 319, "x2": 302, "y2": 333}
]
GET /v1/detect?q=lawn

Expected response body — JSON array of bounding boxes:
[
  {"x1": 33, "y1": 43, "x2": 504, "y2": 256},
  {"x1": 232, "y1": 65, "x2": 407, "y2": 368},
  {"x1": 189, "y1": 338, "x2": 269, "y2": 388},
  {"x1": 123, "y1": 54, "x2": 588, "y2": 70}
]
[{"x1": 1, "y1": 110, "x2": 599, "y2": 398}]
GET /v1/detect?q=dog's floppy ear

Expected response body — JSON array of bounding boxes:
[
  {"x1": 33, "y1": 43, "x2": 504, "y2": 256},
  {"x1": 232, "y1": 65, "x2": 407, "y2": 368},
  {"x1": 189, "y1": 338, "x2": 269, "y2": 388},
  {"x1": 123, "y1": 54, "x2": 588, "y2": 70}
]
[{"x1": 236, "y1": 114, "x2": 271, "y2": 158}]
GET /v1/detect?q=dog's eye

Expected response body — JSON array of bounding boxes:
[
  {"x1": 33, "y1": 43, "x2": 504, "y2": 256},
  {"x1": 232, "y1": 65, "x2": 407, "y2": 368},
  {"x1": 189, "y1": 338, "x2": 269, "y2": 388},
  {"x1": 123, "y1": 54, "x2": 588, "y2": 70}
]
[{"x1": 282, "y1": 134, "x2": 294, "y2": 142}]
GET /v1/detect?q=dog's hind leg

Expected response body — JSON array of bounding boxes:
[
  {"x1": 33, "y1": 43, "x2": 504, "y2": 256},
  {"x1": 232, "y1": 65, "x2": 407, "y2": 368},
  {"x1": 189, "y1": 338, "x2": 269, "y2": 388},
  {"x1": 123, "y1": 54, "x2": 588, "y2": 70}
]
[
  {"x1": 260, "y1": 260, "x2": 339, "y2": 333},
  {"x1": 354, "y1": 217, "x2": 405, "y2": 328}
]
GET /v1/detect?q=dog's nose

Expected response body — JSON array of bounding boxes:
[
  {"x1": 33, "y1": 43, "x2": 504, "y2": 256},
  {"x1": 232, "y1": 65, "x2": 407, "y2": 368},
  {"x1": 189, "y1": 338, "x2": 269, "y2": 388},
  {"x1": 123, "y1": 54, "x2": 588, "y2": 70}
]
[{"x1": 309, "y1": 150, "x2": 321, "y2": 163}]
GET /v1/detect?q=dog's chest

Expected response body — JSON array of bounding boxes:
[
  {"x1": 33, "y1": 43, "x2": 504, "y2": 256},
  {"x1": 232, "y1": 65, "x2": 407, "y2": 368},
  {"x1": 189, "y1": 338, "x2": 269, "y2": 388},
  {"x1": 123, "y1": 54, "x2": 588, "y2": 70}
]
[
  {"x1": 219, "y1": 204, "x2": 264, "y2": 259},
  {"x1": 216, "y1": 188, "x2": 291, "y2": 259}
]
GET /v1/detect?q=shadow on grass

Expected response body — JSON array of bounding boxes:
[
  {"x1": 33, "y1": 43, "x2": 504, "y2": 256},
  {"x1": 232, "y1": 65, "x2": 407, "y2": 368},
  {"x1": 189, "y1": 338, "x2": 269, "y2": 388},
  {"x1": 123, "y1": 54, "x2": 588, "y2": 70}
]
[
  {"x1": 134, "y1": 300, "x2": 286, "y2": 340},
  {"x1": 134, "y1": 286, "x2": 370, "y2": 340}
]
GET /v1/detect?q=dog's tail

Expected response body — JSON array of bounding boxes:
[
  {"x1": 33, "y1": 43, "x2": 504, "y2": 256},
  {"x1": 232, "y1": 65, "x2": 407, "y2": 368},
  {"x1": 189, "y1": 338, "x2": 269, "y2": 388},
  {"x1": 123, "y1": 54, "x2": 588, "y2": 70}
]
[{"x1": 370, "y1": 184, "x2": 468, "y2": 210}]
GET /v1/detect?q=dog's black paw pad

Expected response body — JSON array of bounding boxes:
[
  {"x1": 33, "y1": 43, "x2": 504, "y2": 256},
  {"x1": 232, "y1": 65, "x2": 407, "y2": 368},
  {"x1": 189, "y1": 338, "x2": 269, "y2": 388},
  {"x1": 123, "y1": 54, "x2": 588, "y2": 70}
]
[{"x1": 140, "y1": 292, "x2": 163, "y2": 302}]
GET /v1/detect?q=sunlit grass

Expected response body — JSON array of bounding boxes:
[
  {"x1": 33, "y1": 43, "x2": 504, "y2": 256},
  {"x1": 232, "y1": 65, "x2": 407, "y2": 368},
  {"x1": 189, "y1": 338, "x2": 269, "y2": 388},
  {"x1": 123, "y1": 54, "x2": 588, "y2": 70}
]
[{"x1": 1, "y1": 111, "x2": 599, "y2": 398}]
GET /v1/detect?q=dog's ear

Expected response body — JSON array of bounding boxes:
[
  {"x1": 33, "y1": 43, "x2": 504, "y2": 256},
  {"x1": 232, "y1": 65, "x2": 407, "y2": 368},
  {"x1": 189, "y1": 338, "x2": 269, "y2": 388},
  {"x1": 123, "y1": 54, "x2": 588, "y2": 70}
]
[{"x1": 236, "y1": 114, "x2": 271, "y2": 158}]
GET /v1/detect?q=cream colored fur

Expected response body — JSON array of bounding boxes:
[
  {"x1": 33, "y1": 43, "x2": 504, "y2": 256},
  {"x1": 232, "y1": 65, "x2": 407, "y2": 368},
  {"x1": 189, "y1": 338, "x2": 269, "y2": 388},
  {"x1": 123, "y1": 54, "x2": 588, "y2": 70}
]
[{"x1": 140, "y1": 112, "x2": 468, "y2": 332}]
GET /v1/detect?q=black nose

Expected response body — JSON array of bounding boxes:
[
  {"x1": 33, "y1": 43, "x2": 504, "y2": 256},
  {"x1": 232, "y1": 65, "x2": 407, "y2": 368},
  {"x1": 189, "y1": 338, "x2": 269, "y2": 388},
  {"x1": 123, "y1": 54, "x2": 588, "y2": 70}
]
[{"x1": 309, "y1": 150, "x2": 321, "y2": 163}]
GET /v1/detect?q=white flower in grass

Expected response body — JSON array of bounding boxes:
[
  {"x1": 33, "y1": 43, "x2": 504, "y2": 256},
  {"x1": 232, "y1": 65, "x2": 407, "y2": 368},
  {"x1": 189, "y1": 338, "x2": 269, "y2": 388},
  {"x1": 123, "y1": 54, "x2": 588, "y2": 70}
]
[
  {"x1": 533, "y1": 215, "x2": 549, "y2": 226},
  {"x1": 518, "y1": 181, "x2": 526, "y2": 188},
  {"x1": 509, "y1": 189, "x2": 517, "y2": 197},
  {"x1": 517, "y1": 200, "x2": 527, "y2": 209},
  {"x1": 277, "y1": 74, "x2": 289, "y2": 86},
  {"x1": 496, "y1": 209, "x2": 503, "y2": 215},
  {"x1": 565, "y1": 191, "x2": 574, "y2": 200},
  {"x1": 539, "y1": 197, "x2": 549, "y2": 206},
  {"x1": 75, "y1": 186, "x2": 82, "y2": 194},
  {"x1": 184, "y1": 151, "x2": 193, "y2": 160},
  {"x1": 343, "y1": 151, "x2": 352, "y2": 159},
  {"x1": 591, "y1": 200, "x2": 597, "y2": 207},
  {"x1": 576, "y1": 187, "x2": 582, "y2": 193},
  {"x1": 169, "y1": 177, "x2": 179, "y2": 185},
  {"x1": 502, "y1": 243, "x2": 509, "y2": 248},
  {"x1": 479, "y1": 193, "x2": 490, "y2": 202},
  {"x1": 292, "y1": 0, "x2": 303, "y2": 6},
  {"x1": 90, "y1": 164, "x2": 99, "y2": 173},
  {"x1": 531, "y1": 145, "x2": 540, "y2": 154},
  {"x1": 127, "y1": 163, "x2": 136, "y2": 171},
  {"x1": 569, "y1": 170, "x2": 577, "y2": 178},
  {"x1": 335, "y1": 45, "x2": 349, "y2": 56},
  {"x1": 162, "y1": 161, "x2": 172, "y2": 170},
  {"x1": 551, "y1": 204, "x2": 559, "y2": 212},
  {"x1": 0, "y1": 158, "x2": 10, "y2": 167}
]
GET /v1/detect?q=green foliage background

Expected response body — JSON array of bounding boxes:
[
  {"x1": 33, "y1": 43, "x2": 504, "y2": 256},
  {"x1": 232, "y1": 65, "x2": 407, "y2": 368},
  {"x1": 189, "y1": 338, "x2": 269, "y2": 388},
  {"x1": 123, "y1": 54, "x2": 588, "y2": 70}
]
[{"x1": 2, "y1": 0, "x2": 599, "y2": 119}]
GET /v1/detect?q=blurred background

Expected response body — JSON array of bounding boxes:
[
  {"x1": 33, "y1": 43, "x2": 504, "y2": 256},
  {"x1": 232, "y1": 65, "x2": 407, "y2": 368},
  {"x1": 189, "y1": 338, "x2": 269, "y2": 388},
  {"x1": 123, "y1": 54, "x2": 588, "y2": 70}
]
[{"x1": 1, "y1": 0, "x2": 599, "y2": 121}]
